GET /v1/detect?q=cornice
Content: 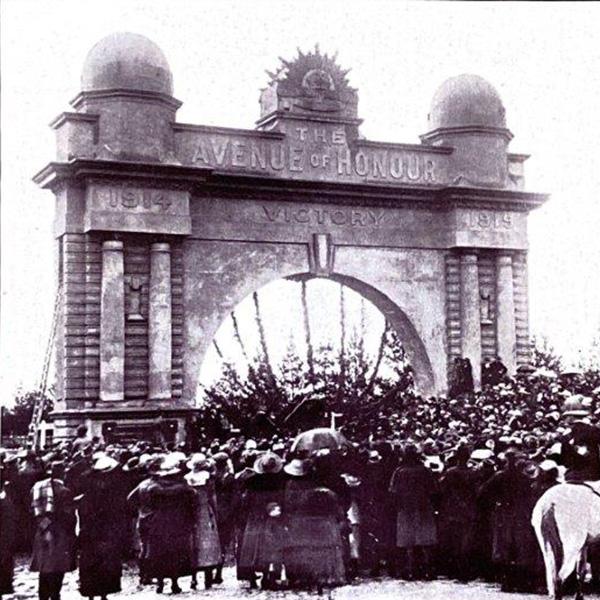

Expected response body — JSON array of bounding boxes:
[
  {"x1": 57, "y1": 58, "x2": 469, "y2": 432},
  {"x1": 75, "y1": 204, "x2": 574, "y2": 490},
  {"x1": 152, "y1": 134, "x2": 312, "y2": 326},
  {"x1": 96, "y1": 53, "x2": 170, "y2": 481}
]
[
  {"x1": 255, "y1": 110, "x2": 363, "y2": 129},
  {"x1": 420, "y1": 125, "x2": 514, "y2": 143},
  {"x1": 33, "y1": 158, "x2": 548, "y2": 212},
  {"x1": 49, "y1": 111, "x2": 99, "y2": 129},
  {"x1": 70, "y1": 89, "x2": 183, "y2": 111},
  {"x1": 32, "y1": 159, "x2": 212, "y2": 190},
  {"x1": 172, "y1": 122, "x2": 285, "y2": 140}
]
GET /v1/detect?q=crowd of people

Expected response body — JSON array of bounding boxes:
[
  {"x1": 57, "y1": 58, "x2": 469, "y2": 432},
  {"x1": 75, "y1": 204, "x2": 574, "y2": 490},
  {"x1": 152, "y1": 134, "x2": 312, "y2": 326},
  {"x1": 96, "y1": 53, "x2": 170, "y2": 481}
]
[{"x1": 1, "y1": 360, "x2": 600, "y2": 599}]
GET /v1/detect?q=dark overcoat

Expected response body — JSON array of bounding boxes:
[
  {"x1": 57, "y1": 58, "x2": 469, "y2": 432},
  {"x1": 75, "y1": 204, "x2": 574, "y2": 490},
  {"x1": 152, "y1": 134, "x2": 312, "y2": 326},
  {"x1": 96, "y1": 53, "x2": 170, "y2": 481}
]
[
  {"x1": 214, "y1": 470, "x2": 237, "y2": 553},
  {"x1": 188, "y1": 480, "x2": 222, "y2": 569},
  {"x1": 237, "y1": 472, "x2": 286, "y2": 580},
  {"x1": 283, "y1": 486, "x2": 346, "y2": 586},
  {"x1": 77, "y1": 470, "x2": 129, "y2": 596},
  {"x1": 389, "y1": 463, "x2": 439, "y2": 548},
  {"x1": 144, "y1": 477, "x2": 195, "y2": 579},
  {"x1": 477, "y1": 467, "x2": 533, "y2": 568},
  {"x1": 0, "y1": 492, "x2": 16, "y2": 594},
  {"x1": 438, "y1": 465, "x2": 478, "y2": 568}
]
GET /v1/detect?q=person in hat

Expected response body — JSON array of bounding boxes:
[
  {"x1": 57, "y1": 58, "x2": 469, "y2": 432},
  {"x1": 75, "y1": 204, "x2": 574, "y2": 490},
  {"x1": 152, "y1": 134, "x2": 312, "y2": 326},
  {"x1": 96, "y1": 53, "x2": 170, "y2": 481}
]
[
  {"x1": 77, "y1": 455, "x2": 129, "y2": 600},
  {"x1": 438, "y1": 444, "x2": 478, "y2": 581},
  {"x1": 142, "y1": 454, "x2": 195, "y2": 594},
  {"x1": 476, "y1": 450, "x2": 534, "y2": 592},
  {"x1": 388, "y1": 445, "x2": 439, "y2": 580},
  {"x1": 13, "y1": 449, "x2": 44, "y2": 553},
  {"x1": 448, "y1": 357, "x2": 474, "y2": 398},
  {"x1": 72, "y1": 425, "x2": 91, "y2": 455},
  {"x1": 237, "y1": 452, "x2": 286, "y2": 590},
  {"x1": 557, "y1": 397, "x2": 600, "y2": 481},
  {"x1": 127, "y1": 454, "x2": 163, "y2": 586},
  {"x1": 0, "y1": 477, "x2": 17, "y2": 598},
  {"x1": 185, "y1": 454, "x2": 221, "y2": 590},
  {"x1": 212, "y1": 451, "x2": 236, "y2": 584},
  {"x1": 354, "y1": 449, "x2": 391, "y2": 577},
  {"x1": 30, "y1": 461, "x2": 77, "y2": 600}
]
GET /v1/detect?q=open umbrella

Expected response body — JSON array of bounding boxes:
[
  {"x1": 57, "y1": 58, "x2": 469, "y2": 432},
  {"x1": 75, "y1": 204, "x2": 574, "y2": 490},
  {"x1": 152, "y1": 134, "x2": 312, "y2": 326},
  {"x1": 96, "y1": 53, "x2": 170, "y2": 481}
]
[{"x1": 291, "y1": 427, "x2": 350, "y2": 454}]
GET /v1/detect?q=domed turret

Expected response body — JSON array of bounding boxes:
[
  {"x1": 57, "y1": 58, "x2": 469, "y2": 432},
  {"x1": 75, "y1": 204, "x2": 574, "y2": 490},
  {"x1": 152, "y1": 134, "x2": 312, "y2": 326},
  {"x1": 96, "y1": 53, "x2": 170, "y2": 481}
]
[
  {"x1": 68, "y1": 32, "x2": 180, "y2": 163},
  {"x1": 421, "y1": 74, "x2": 513, "y2": 187},
  {"x1": 428, "y1": 74, "x2": 506, "y2": 131},
  {"x1": 81, "y1": 32, "x2": 173, "y2": 96}
]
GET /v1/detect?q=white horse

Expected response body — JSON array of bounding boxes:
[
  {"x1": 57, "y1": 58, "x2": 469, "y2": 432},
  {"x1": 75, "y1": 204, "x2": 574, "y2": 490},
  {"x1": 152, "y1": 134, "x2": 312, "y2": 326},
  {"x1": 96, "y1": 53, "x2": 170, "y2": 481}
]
[{"x1": 532, "y1": 482, "x2": 600, "y2": 600}]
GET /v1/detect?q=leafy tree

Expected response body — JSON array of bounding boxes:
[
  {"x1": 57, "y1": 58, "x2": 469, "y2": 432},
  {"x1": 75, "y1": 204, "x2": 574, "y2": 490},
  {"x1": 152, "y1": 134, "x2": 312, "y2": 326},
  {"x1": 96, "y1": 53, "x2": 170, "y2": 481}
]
[
  {"x1": 1, "y1": 388, "x2": 55, "y2": 436},
  {"x1": 531, "y1": 336, "x2": 563, "y2": 372},
  {"x1": 199, "y1": 313, "x2": 415, "y2": 438}
]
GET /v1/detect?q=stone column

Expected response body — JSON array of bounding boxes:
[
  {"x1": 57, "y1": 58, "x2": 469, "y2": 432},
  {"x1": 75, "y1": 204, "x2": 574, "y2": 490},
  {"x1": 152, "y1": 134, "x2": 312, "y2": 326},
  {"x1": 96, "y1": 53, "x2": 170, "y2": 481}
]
[
  {"x1": 460, "y1": 252, "x2": 482, "y2": 388},
  {"x1": 496, "y1": 253, "x2": 517, "y2": 373},
  {"x1": 148, "y1": 242, "x2": 172, "y2": 400},
  {"x1": 100, "y1": 240, "x2": 125, "y2": 401}
]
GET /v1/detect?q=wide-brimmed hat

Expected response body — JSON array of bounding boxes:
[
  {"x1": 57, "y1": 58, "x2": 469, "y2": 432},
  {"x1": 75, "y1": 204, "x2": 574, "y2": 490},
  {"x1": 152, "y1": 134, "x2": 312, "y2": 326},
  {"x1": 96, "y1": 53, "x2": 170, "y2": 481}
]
[
  {"x1": 539, "y1": 459, "x2": 559, "y2": 472},
  {"x1": 341, "y1": 473, "x2": 361, "y2": 487},
  {"x1": 93, "y1": 455, "x2": 119, "y2": 472},
  {"x1": 186, "y1": 452, "x2": 210, "y2": 471},
  {"x1": 283, "y1": 458, "x2": 311, "y2": 477},
  {"x1": 123, "y1": 456, "x2": 140, "y2": 472},
  {"x1": 367, "y1": 450, "x2": 382, "y2": 463},
  {"x1": 185, "y1": 470, "x2": 211, "y2": 487},
  {"x1": 471, "y1": 448, "x2": 494, "y2": 461},
  {"x1": 212, "y1": 451, "x2": 229, "y2": 464},
  {"x1": 253, "y1": 452, "x2": 283, "y2": 475},
  {"x1": 16, "y1": 449, "x2": 36, "y2": 461},
  {"x1": 157, "y1": 453, "x2": 183, "y2": 477}
]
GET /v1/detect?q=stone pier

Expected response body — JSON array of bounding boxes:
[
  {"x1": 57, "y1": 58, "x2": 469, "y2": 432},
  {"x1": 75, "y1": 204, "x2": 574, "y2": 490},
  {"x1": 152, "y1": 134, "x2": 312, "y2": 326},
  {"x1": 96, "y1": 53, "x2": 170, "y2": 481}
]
[
  {"x1": 148, "y1": 242, "x2": 172, "y2": 400},
  {"x1": 100, "y1": 240, "x2": 125, "y2": 402},
  {"x1": 496, "y1": 253, "x2": 517, "y2": 373},
  {"x1": 460, "y1": 253, "x2": 482, "y2": 388}
]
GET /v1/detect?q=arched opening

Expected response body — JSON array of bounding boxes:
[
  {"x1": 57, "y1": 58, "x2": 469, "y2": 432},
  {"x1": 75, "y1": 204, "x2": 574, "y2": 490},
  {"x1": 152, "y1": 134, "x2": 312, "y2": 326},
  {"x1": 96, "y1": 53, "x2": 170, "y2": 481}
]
[{"x1": 196, "y1": 273, "x2": 435, "y2": 434}]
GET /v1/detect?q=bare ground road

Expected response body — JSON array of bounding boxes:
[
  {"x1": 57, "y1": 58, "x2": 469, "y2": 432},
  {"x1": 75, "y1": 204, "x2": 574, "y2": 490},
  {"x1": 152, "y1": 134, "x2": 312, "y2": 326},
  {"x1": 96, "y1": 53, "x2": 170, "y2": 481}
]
[{"x1": 7, "y1": 561, "x2": 600, "y2": 600}]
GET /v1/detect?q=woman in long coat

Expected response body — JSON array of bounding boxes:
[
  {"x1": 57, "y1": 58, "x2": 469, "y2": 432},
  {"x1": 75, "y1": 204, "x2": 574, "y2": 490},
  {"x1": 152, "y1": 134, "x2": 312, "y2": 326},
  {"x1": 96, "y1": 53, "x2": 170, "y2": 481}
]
[
  {"x1": 30, "y1": 462, "x2": 77, "y2": 600},
  {"x1": 145, "y1": 456, "x2": 195, "y2": 594},
  {"x1": 388, "y1": 445, "x2": 439, "y2": 580},
  {"x1": 185, "y1": 454, "x2": 221, "y2": 590},
  {"x1": 283, "y1": 484, "x2": 347, "y2": 592},
  {"x1": 77, "y1": 456, "x2": 129, "y2": 600},
  {"x1": 0, "y1": 486, "x2": 16, "y2": 597},
  {"x1": 127, "y1": 456, "x2": 161, "y2": 586},
  {"x1": 237, "y1": 452, "x2": 286, "y2": 590}
]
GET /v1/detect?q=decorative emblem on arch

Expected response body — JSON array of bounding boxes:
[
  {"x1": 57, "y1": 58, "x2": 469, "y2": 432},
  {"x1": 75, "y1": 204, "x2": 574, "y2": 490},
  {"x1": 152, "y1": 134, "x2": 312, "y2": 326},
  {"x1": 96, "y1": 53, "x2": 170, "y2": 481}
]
[{"x1": 260, "y1": 45, "x2": 359, "y2": 118}]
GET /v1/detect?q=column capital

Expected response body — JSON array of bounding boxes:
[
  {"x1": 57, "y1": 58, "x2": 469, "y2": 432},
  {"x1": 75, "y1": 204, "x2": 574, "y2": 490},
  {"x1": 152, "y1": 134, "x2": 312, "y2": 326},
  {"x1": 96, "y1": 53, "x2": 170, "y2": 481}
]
[
  {"x1": 496, "y1": 253, "x2": 514, "y2": 266},
  {"x1": 102, "y1": 240, "x2": 123, "y2": 252},
  {"x1": 460, "y1": 253, "x2": 479, "y2": 265},
  {"x1": 151, "y1": 242, "x2": 171, "y2": 253}
]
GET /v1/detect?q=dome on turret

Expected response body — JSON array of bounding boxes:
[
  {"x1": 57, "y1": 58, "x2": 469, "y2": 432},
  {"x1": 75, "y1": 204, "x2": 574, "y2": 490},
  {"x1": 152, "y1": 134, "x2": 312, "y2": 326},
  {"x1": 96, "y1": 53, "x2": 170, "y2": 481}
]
[
  {"x1": 428, "y1": 74, "x2": 506, "y2": 131},
  {"x1": 81, "y1": 32, "x2": 173, "y2": 95}
]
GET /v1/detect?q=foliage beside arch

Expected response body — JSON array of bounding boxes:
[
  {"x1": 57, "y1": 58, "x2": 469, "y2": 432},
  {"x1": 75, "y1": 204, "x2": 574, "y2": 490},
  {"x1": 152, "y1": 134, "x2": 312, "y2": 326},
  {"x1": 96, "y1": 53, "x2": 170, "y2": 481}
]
[{"x1": 198, "y1": 326, "x2": 415, "y2": 438}]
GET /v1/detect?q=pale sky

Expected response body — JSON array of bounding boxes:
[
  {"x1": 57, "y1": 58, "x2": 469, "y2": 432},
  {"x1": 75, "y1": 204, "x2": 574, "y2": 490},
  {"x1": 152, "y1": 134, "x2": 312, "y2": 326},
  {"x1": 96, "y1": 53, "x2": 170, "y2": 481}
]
[{"x1": 2, "y1": 0, "x2": 600, "y2": 403}]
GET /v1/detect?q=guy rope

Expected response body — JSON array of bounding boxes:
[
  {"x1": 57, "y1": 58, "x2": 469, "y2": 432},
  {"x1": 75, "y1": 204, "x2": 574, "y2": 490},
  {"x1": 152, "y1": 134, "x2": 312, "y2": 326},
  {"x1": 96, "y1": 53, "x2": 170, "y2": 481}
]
[{"x1": 27, "y1": 285, "x2": 62, "y2": 449}]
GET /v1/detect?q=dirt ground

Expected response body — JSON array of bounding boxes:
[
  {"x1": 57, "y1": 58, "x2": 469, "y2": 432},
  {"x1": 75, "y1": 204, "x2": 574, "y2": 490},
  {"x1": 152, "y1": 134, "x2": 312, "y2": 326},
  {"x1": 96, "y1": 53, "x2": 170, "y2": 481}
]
[{"x1": 7, "y1": 559, "x2": 600, "y2": 600}]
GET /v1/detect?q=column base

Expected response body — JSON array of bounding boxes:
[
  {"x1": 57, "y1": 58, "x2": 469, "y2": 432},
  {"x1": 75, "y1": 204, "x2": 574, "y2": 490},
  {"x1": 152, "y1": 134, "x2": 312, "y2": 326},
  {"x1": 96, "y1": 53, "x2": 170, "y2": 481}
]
[{"x1": 48, "y1": 405, "x2": 200, "y2": 446}]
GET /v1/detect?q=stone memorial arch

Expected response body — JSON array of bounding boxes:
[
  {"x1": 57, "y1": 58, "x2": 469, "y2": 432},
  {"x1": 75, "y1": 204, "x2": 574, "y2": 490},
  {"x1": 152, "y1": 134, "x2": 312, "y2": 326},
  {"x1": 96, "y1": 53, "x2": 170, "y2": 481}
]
[{"x1": 34, "y1": 33, "x2": 548, "y2": 440}]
